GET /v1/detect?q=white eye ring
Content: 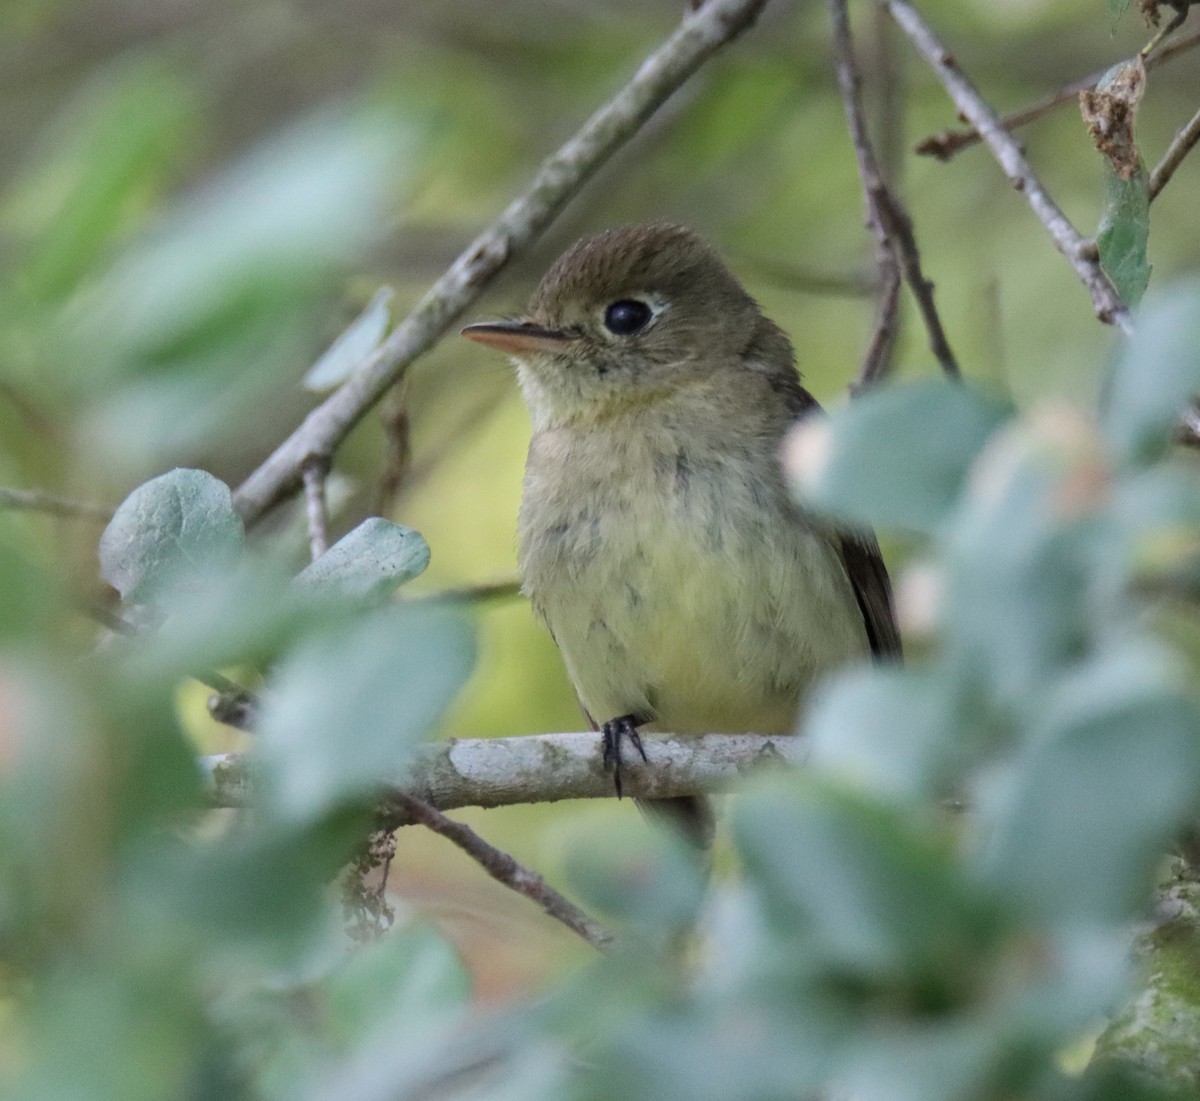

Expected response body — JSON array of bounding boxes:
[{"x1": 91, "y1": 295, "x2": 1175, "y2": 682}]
[{"x1": 598, "y1": 295, "x2": 667, "y2": 337}]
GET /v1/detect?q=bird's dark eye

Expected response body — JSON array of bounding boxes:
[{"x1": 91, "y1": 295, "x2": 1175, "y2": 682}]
[{"x1": 603, "y1": 299, "x2": 653, "y2": 335}]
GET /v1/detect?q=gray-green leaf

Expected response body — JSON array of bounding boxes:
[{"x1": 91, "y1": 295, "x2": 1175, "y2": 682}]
[
  {"x1": 294, "y1": 517, "x2": 430, "y2": 601},
  {"x1": 98, "y1": 468, "x2": 243, "y2": 603}
]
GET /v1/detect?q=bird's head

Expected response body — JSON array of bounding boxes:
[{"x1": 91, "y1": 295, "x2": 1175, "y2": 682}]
[{"x1": 463, "y1": 223, "x2": 770, "y2": 426}]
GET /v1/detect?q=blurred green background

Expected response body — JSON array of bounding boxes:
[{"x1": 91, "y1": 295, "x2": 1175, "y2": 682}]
[{"x1": 3, "y1": 0, "x2": 1199, "y2": 999}]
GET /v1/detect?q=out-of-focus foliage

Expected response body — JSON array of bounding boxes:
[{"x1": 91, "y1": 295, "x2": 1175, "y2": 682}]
[{"x1": 3, "y1": 0, "x2": 1200, "y2": 1097}]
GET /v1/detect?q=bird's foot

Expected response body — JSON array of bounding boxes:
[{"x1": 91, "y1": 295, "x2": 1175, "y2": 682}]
[{"x1": 600, "y1": 714, "x2": 649, "y2": 799}]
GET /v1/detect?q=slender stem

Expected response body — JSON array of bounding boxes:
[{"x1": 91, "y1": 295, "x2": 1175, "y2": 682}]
[
  {"x1": 882, "y1": 0, "x2": 1133, "y2": 334},
  {"x1": 1149, "y1": 102, "x2": 1200, "y2": 201},
  {"x1": 829, "y1": 0, "x2": 960, "y2": 384},
  {"x1": 0, "y1": 485, "x2": 112, "y2": 522},
  {"x1": 231, "y1": 0, "x2": 772, "y2": 525},
  {"x1": 391, "y1": 792, "x2": 614, "y2": 952},
  {"x1": 914, "y1": 26, "x2": 1200, "y2": 161}
]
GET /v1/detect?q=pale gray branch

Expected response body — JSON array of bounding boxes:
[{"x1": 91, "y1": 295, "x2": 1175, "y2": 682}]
[
  {"x1": 1149, "y1": 102, "x2": 1200, "y2": 201},
  {"x1": 882, "y1": 0, "x2": 1134, "y2": 335},
  {"x1": 203, "y1": 731, "x2": 806, "y2": 813},
  {"x1": 231, "y1": 0, "x2": 771, "y2": 525}
]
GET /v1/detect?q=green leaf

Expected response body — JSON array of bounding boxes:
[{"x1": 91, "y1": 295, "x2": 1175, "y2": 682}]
[
  {"x1": 734, "y1": 779, "x2": 993, "y2": 995},
  {"x1": 790, "y1": 380, "x2": 1010, "y2": 534},
  {"x1": 1097, "y1": 164, "x2": 1151, "y2": 309},
  {"x1": 9, "y1": 57, "x2": 198, "y2": 303},
  {"x1": 1107, "y1": 0, "x2": 1134, "y2": 30},
  {"x1": 294, "y1": 517, "x2": 430, "y2": 601},
  {"x1": 256, "y1": 603, "x2": 474, "y2": 822},
  {"x1": 564, "y1": 816, "x2": 707, "y2": 932},
  {"x1": 304, "y1": 285, "x2": 393, "y2": 392},
  {"x1": 979, "y1": 638, "x2": 1200, "y2": 924},
  {"x1": 98, "y1": 468, "x2": 243, "y2": 603},
  {"x1": 943, "y1": 426, "x2": 1098, "y2": 708},
  {"x1": 1104, "y1": 279, "x2": 1200, "y2": 464},
  {"x1": 804, "y1": 667, "x2": 960, "y2": 804},
  {"x1": 324, "y1": 925, "x2": 470, "y2": 1046}
]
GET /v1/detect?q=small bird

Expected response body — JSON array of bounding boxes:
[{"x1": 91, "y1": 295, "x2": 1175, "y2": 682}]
[{"x1": 463, "y1": 223, "x2": 899, "y2": 848}]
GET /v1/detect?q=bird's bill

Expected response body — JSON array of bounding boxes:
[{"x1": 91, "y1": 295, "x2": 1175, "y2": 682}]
[{"x1": 461, "y1": 321, "x2": 571, "y2": 355}]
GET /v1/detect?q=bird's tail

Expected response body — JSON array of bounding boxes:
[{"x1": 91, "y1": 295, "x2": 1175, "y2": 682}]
[{"x1": 636, "y1": 795, "x2": 715, "y2": 851}]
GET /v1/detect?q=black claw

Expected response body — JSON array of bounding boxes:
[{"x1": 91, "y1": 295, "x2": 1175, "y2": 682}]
[{"x1": 600, "y1": 714, "x2": 649, "y2": 798}]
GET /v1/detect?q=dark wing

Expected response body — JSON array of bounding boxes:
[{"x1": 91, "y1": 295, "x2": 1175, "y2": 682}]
[
  {"x1": 764, "y1": 364, "x2": 903, "y2": 663},
  {"x1": 838, "y1": 531, "x2": 902, "y2": 661}
]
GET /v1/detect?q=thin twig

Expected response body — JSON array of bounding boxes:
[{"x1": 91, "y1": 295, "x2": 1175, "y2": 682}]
[
  {"x1": 739, "y1": 256, "x2": 878, "y2": 297},
  {"x1": 372, "y1": 379, "x2": 412, "y2": 517},
  {"x1": 301, "y1": 459, "x2": 330, "y2": 560},
  {"x1": 829, "y1": 0, "x2": 960, "y2": 384},
  {"x1": 90, "y1": 603, "x2": 262, "y2": 731},
  {"x1": 882, "y1": 0, "x2": 1134, "y2": 334},
  {"x1": 391, "y1": 791, "x2": 614, "y2": 952},
  {"x1": 0, "y1": 485, "x2": 112, "y2": 522},
  {"x1": 230, "y1": 0, "x2": 771, "y2": 526},
  {"x1": 1149, "y1": 102, "x2": 1200, "y2": 200},
  {"x1": 915, "y1": 25, "x2": 1200, "y2": 161},
  {"x1": 856, "y1": 258, "x2": 903, "y2": 391},
  {"x1": 416, "y1": 579, "x2": 523, "y2": 604}
]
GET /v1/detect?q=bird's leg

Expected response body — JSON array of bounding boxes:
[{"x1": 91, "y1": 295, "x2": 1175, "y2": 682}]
[{"x1": 600, "y1": 714, "x2": 650, "y2": 798}]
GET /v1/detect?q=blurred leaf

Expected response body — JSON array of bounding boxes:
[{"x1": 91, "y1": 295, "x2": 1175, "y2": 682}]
[
  {"x1": 98, "y1": 468, "x2": 242, "y2": 603},
  {"x1": 836, "y1": 1020, "x2": 1014, "y2": 1101},
  {"x1": 76, "y1": 110, "x2": 405, "y2": 378},
  {"x1": 944, "y1": 419, "x2": 1100, "y2": 708},
  {"x1": 734, "y1": 779, "x2": 994, "y2": 999},
  {"x1": 257, "y1": 603, "x2": 474, "y2": 822},
  {"x1": 0, "y1": 518, "x2": 61, "y2": 642},
  {"x1": 804, "y1": 666, "x2": 960, "y2": 804},
  {"x1": 18, "y1": 953, "x2": 210, "y2": 1101},
  {"x1": 1104, "y1": 279, "x2": 1200, "y2": 463},
  {"x1": 324, "y1": 925, "x2": 469, "y2": 1047},
  {"x1": 133, "y1": 815, "x2": 365, "y2": 971},
  {"x1": 563, "y1": 817, "x2": 707, "y2": 932},
  {"x1": 304, "y1": 286, "x2": 393, "y2": 392},
  {"x1": 7, "y1": 56, "x2": 198, "y2": 303},
  {"x1": 295, "y1": 517, "x2": 430, "y2": 601},
  {"x1": 1097, "y1": 165, "x2": 1150, "y2": 309},
  {"x1": 791, "y1": 379, "x2": 1010, "y2": 533},
  {"x1": 979, "y1": 638, "x2": 1200, "y2": 924}
]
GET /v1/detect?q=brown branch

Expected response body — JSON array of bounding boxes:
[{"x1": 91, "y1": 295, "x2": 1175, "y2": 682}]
[
  {"x1": 0, "y1": 485, "x2": 112, "y2": 522},
  {"x1": 1149, "y1": 102, "x2": 1200, "y2": 200},
  {"x1": 857, "y1": 258, "x2": 903, "y2": 392},
  {"x1": 882, "y1": 0, "x2": 1134, "y2": 334},
  {"x1": 829, "y1": 0, "x2": 960, "y2": 385},
  {"x1": 372, "y1": 380, "x2": 412, "y2": 517},
  {"x1": 915, "y1": 25, "x2": 1200, "y2": 161},
  {"x1": 230, "y1": 0, "x2": 772, "y2": 526},
  {"x1": 391, "y1": 791, "x2": 614, "y2": 952}
]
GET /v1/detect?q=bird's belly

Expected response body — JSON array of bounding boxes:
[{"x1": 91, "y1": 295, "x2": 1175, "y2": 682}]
[{"x1": 523, "y1": 497, "x2": 868, "y2": 736}]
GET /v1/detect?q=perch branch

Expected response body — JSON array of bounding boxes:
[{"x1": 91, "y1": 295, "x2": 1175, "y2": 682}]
[
  {"x1": 203, "y1": 731, "x2": 806, "y2": 815},
  {"x1": 231, "y1": 0, "x2": 771, "y2": 525},
  {"x1": 882, "y1": 0, "x2": 1133, "y2": 334},
  {"x1": 392, "y1": 792, "x2": 614, "y2": 952}
]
